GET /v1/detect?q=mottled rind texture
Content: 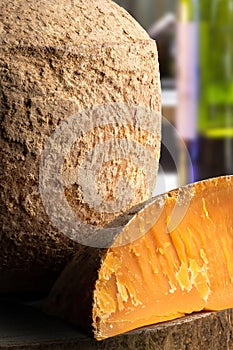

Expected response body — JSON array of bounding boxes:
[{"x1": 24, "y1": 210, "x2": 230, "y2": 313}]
[{"x1": 0, "y1": 0, "x2": 161, "y2": 294}]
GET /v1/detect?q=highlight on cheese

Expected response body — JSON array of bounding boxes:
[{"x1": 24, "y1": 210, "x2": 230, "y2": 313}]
[{"x1": 44, "y1": 175, "x2": 233, "y2": 340}]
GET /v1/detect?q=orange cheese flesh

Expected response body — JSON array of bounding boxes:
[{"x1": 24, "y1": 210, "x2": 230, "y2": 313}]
[{"x1": 93, "y1": 176, "x2": 233, "y2": 340}]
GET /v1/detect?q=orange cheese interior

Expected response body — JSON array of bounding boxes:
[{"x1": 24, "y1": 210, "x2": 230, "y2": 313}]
[{"x1": 92, "y1": 176, "x2": 233, "y2": 340}]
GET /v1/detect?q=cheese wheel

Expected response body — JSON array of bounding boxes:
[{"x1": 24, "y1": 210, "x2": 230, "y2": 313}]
[{"x1": 0, "y1": 0, "x2": 161, "y2": 293}]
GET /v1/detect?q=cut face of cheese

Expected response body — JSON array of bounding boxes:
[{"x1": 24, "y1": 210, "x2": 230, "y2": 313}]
[{"x1": 44, "y1": 176, "x2": 233, "y2": 340}]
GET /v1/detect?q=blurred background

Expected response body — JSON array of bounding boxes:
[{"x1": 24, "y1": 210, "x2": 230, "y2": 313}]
[
  {"x1": 113, "y1": 0, "x2": 180, "y2": 194},
  {"x1": 113, "y1": 0, "x2": 233, "y2": 194},
  {"x1": 114, "y1": 0, "x2": 177, "y2": 87}
]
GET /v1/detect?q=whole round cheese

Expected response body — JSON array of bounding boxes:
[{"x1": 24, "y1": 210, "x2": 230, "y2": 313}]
[{"x1": 0, "y1": 0, "x2": 161, "y2": 294}]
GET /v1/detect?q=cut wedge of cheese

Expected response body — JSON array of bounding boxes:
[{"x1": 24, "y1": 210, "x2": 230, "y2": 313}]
[{"x1": 44, "y1": 175, "x2": 233, "y2": 340}]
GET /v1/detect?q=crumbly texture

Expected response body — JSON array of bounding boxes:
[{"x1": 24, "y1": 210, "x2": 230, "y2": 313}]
[{"x1": 0, "y1": 0, "x2": 161, "y2": 294}]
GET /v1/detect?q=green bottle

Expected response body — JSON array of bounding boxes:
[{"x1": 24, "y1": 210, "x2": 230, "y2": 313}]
[{"x1": 196, "y1": 0, "x2": 233, "y2": 180}]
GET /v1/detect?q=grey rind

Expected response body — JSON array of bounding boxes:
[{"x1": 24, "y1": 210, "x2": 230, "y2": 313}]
[{"x1": 0, "y1": 0, "x2": 161, "y2": 294}]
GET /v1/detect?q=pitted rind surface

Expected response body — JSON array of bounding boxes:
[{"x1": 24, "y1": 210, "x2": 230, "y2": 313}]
[
  {"x1": 0, "y1": 0, "x2": 151, "y2": 47},
  {"x1": 0, "y1": 0, "x2": 161, "y2": 293}
]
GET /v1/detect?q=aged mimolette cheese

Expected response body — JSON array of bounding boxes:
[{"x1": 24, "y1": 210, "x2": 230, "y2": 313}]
[
  {"x1": 44, "y1": 176, "x2": 233, "y2": 340},
  {"x1": 0, "y1": 0, "x2": 161, "y2": 294}
]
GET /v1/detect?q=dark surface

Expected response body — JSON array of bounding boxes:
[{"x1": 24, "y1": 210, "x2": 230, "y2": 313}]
[
  {"x1": 0, "y1": 299, "x2": 233, "y2": 350},
  {"x1": 195, "y1": 136, "x2": 233, "y2": 181}
]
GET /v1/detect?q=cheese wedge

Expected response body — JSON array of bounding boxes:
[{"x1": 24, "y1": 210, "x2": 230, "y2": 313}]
[{"x1": 44, "y1": 176, "x2": 233, "y2": 340}]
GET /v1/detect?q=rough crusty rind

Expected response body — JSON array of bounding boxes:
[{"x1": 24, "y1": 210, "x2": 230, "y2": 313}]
[
  {"x1": 0, "y1": 0, "x2": 152, "y2": 47},
  {"x1": 0, "y1": 0, "x2": 161, "y2": 294}
]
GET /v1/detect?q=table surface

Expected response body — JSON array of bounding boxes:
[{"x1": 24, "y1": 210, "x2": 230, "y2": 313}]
[{"x1": 0, "y1": 298, "x2": 232, "y2": 350}]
